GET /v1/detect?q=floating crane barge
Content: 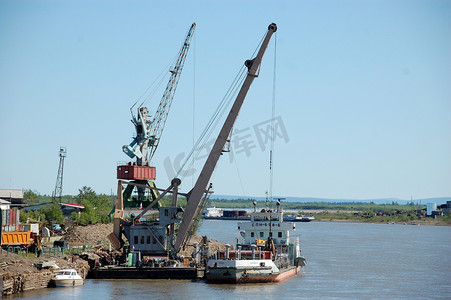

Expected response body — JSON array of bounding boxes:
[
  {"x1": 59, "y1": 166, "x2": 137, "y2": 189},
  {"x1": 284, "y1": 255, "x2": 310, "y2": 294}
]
[{"x1": 90, "y1": 23, "x2": 277, "y2": 280}]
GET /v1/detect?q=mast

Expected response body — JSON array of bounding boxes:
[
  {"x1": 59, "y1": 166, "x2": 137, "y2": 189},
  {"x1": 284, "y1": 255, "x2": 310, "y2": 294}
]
[{"x1": 52, "y1": 147, "x2": 67, "y2": 204}]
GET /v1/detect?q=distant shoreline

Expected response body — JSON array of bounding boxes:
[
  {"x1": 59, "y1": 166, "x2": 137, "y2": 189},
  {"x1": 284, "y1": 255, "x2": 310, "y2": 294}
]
[{"x1": 313, "y1": 218, "x2": 450, "y2": 226}]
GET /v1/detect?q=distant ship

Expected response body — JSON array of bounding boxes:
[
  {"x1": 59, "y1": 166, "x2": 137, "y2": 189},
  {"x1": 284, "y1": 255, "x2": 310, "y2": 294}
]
[
  {"x1": 202, "y1": 207, "x2": 250, "y2": 220},
  {"x1": 204, "y1": 206, "x2": 222, "y2": 218},
  {"x1": 284, "y1": 215, "x2": 315, "y2": 222},
  {"x1": 205, "y1": 202, "x2": 306, "y2": 283}
]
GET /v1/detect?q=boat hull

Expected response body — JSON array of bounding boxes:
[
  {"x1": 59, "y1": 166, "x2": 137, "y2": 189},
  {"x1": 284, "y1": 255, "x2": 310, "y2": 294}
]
[
  {"x1": 53, "y1": 278, "x2": 84, "y2": 287},
  {"x1": 206, "y1": 265, "x2": 300, "y2": 284}
]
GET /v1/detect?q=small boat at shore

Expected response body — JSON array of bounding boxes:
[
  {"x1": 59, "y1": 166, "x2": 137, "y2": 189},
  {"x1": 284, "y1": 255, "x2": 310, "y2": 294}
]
[
  {"x1": 206, "y1": 201, "x2": 306, "y2": 283},
  {"x1": 52, "y1": 269, "x2": 83, "y2": 287}
]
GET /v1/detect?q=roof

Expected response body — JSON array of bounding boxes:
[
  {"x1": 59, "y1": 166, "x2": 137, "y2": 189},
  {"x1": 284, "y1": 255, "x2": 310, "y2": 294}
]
[
  {"x1": 0, "y1": 189, "x2": 24, "y2": 199},
  {"x1": 61, "y1": 203, "x2": 85, "y2": 209},
  {"x1": 0, "y1": 198, "x2": 11, "y2": 204}
]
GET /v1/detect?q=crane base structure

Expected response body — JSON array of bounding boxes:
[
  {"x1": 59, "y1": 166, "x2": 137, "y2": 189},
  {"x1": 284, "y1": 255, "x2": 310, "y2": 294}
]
[{"x1": 116, "y1": 164, "x2": 159, "y2": 208}]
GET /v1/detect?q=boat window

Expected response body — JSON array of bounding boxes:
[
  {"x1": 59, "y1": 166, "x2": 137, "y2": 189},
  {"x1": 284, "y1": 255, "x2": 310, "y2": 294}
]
[
  {"x1": 134, "y1": 236, "x2": 138, "y2": 244},
  {"x1": 260, "y1": 262, "x2": 265, "y2": 267},
  {"x1": 57, "y1": 271, "x2": 64, "y2": 275},
  {"x1": 251, "y1": 232, "x2": 254, "y2": 237},
  {"x1": 147, "y1": 236, "x2": 151, "y2": 244},
  {"x1": 141, "y1": 236, "x2": 144, "y2": 244},
  {"x1": 269, "y1": 232, "x2": 273, "y2": 237},
  {"x1": 278, "y1": 232, "x2": 282, "y2": 238},
  {"x1": 64, "y1": 271, "x2": 71, "y2": 275},
  {"x1": 152, "y1": 237, "x2": 156, "y2": 244},
  {"x1": 260, "y1": 232, "x2": 264, "y2": 238},
  {"x1": 71, "y1": 272, "x2": 76, "y2": 276}
]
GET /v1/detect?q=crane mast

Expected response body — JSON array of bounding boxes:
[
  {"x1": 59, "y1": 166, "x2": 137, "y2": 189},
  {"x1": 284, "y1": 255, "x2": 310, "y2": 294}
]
[{"x1": 52, "y1": 147, "x2": 67, "y2": 204}]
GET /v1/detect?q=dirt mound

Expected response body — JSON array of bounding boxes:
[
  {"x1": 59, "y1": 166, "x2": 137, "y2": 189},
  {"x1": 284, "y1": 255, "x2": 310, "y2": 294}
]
[
  {"x1": 180, "y1": 234, "x2": 230, "y2": 257},
  {"x1": 62, "y1": 223, "x2": 113, "y2": 247},
  {"x1": 61, "y1": 223, "x2": 228, "y2": 256}
]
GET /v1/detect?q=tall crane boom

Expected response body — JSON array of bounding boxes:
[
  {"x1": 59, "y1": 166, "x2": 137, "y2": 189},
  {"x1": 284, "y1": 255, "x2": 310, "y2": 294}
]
[
  {"x1": 123, "y1": 23, "x2": 196, "y2": 165},
  {"x1": 148, "y1": 22, "x2": 196, "y2": 162},
  {"x1": 174, "y1": 23, "x2": 277, "y2": 252}
]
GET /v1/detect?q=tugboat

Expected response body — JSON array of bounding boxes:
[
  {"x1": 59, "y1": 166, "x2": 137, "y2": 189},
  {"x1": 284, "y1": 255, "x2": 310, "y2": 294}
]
[{"x1": 206, "y1": 200, "x2": 306, "y2": 283}]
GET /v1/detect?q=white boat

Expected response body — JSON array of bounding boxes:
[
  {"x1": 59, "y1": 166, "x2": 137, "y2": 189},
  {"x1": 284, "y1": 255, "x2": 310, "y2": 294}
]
[
  {"x1": 206, "y1": 202, "x2": 306, "y2": 283},
  {"x1": 204, "y1": 206, "x2": 223, "y2": 218},
  {"x1": 52, "y1": 269, "x2": 84, "y2": 287}
]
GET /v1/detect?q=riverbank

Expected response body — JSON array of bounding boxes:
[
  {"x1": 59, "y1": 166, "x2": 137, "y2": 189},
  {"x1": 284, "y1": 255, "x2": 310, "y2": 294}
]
[
  {"x1": 0, "y1": 223, "x2": 228, "y2": 296},
  {"x1": 0, "y1": 251, "x2": 90, "y2": 295}
]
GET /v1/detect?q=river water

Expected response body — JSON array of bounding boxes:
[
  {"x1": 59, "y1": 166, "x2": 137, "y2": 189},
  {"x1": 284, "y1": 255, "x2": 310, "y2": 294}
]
[{"x1": 8, "y1": 220, "x2": 451, "y2": 299}]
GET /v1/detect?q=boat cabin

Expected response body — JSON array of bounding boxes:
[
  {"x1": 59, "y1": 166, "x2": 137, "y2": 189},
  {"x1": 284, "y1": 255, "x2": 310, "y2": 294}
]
[{"x1": 237, "y1": 209, "x2": 295, "y2": 246}]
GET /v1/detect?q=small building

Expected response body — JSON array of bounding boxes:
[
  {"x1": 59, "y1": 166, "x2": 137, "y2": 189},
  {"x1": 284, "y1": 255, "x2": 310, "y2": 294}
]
[
  {"x1": 60, "y1": 203, "x2": 85, "y2": 216},
  {"x1": 426, "y1": 203, "x2": 437, "y2": 216},
  {"x1": 444, "y1": 201, "x2": 451, "y2": 216},
  {"x1": 0, "y1": 199, "x2": 11, "y2": 210},
  {"x1": 0, "y1": 189, "x2": 26, "y2": 208}
]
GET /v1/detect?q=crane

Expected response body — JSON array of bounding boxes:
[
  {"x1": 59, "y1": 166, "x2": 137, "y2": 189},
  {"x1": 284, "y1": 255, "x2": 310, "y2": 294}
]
[
  {"x1": 173, "y1": 23, "x2": 277, "y2": 252},
  {"x1": 112, "y1": 23, "x2": 277, "y2": 258},
  {"x1": 123, "y1": 23, "x2": 196, "y2": 166},
  {"x1": 118, "y1": 23, "x2": 195, "y2": 206}
]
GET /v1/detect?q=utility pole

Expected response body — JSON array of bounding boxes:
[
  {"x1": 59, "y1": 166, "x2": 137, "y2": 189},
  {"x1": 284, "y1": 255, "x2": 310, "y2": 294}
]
[{"x1": 52, "y1": 147, "x2": 67, "y2": 204}]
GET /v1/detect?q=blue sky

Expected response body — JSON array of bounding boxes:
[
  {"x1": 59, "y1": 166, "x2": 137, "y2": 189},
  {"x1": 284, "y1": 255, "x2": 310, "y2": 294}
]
[{"x1": 0, "y1": 0, "x2": 450, "y2": 200}]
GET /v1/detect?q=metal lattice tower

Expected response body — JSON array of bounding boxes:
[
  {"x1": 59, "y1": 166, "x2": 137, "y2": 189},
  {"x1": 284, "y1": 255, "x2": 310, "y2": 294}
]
[{"x1": 52, "y1": 147, "x2": 67, "y2": 204}]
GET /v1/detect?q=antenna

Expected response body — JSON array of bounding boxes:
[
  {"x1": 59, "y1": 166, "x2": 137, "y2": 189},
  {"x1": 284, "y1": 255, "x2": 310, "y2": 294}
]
[
  {"x1": 52, "y1": 147, "x2": 67, "y2": 204},
  {"x1": 274, "y1": 197, "x2": 285, "y2": 213}
]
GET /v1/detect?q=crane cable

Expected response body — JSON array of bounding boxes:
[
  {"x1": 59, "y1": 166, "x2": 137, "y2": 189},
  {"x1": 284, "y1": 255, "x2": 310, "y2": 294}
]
[
  {"x1": 176, "y1": 31, "x2": 268, "y2": 180},
  {"x1": 135, "y1": 53, "x2": 179, "y2": 109},
  {"x1": 177, "y1": 66, "x2": 246, "y2": 179},
  {"x1": 192, "y1": 30, "x2": 196, "y2": 186},
  {"x1": 269, "y1": 32, "x2": 277, "y2": 202}
]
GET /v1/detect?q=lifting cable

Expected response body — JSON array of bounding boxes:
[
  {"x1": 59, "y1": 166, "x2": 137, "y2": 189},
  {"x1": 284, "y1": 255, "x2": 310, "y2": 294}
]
[
  {"x1": 135, "y1": 52, "x2": 179, "y2": 109},
  {"x1": 269, "y1": 32, "x2": 277, "y2": 201},
  {"x1": 176, "y1": 31, "x2": 267, "y2": 180},
  {"x1": 231, "y1": 135, "x2": 247, "y2": 197},
  {"x1": 192, "y1": 30, "x2": 196, "y2": 186},
  {"x1": 177, "y1": 66, "x2": 246, "y2": 179}
]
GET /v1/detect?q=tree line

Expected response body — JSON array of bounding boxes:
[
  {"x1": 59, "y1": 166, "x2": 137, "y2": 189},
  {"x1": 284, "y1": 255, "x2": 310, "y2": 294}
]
[{"x1": 21, "y1": 187, "x2": 113, "y2": 226}]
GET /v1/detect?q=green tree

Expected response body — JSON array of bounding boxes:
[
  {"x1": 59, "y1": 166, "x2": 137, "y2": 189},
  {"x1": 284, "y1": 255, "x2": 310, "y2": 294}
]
[
  {"x1": 39, "y1": 204, "x2": 64, "y2": 224},
  {"x1": 23, "y1": 189, "x2": 40, "y2": 205},
  {"x1": 78, "y1": 200, "x2": 100, "y2": 225},
  {"x1": 77, "y1": 186, "x2": 97, "y2": 204},
  {"x1": 68, "y1": 186, "x2": 112, "y2": 225}
]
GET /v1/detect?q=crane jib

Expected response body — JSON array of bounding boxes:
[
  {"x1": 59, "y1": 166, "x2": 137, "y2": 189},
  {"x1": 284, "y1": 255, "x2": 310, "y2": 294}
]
[
  {"x1": 122, "y1": 23, "x2": 196, "y2": 166},
  {"x1": 174, "y1": 23, "x2": 277, "y2": 252}
]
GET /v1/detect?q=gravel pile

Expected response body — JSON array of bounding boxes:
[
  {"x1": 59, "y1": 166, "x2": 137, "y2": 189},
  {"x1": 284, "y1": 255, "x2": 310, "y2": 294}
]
[
  {"x1": 62, "y1": 223, "x2": 114, "y2": 247},
  {"x1": 61, "y1": 223, "x2": 228, "y2": 255}
]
